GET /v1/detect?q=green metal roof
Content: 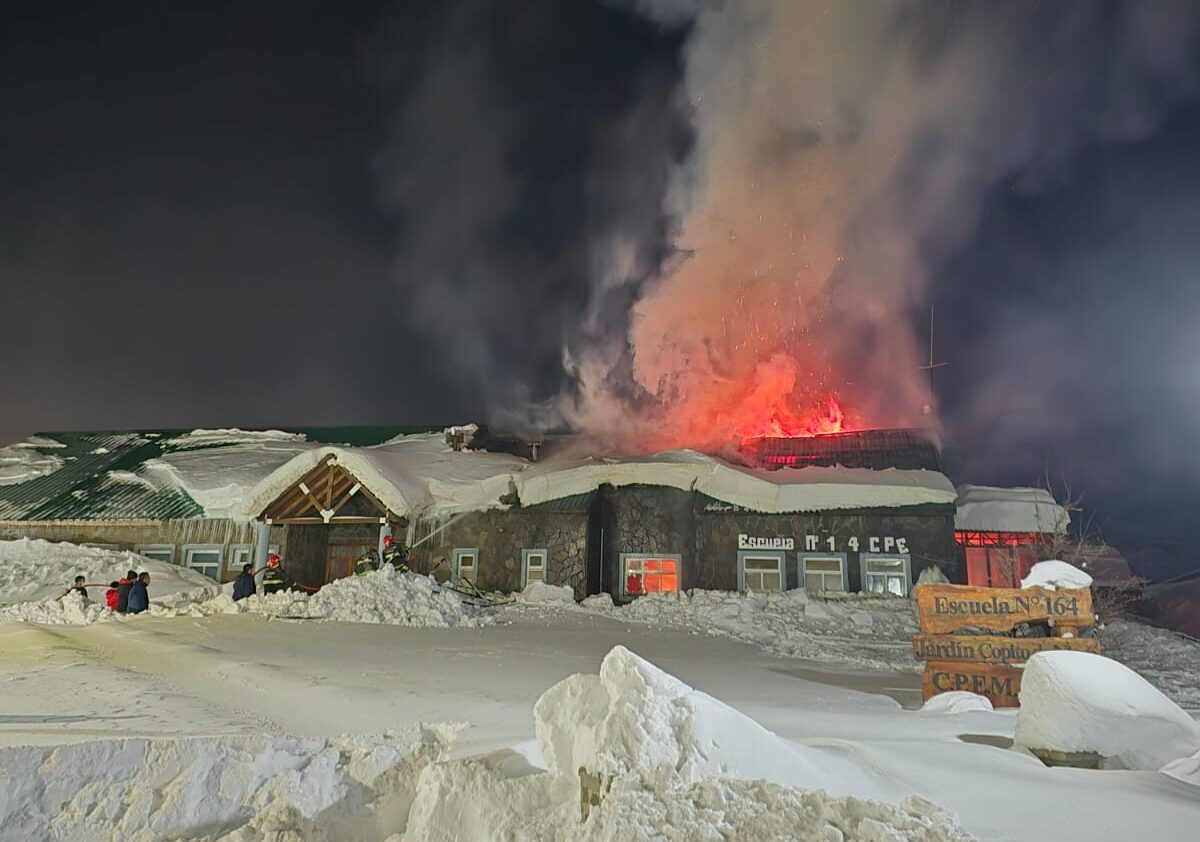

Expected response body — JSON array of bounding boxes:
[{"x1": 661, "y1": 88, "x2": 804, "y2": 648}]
[
  {"x1": 0, "y1": 425, "x2": 454, "y2": 522},
  {"x1": 532, "y1": 492, "x2": 595, "y2": 513}
]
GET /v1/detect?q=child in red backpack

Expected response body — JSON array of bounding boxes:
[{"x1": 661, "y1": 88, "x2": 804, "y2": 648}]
[{"x1": 105, "y1": 581, "x2": 120, "y2": 611}]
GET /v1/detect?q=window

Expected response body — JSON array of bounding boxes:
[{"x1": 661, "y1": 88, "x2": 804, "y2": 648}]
[
  {"x1": 452, "y1": 548, "x2": 478, "y2": 585},
  {"x1": 522, "y1": 549, "x2": 547, "y2": 588},
  {"x1": 800, "y1": 553, "x2": 848, "y2": 593},
  {"x1": 621, "y1": 554, "x2": 680, "y2": 597},
  {"x1": 861, "y1": 553, "x2": 911, "y2": 596},
  {"x1": 228, "y1": 544, "x2": 254, "y2": 571},
  {"x1": 182, "y1": 545, "x2": 223, "y2": 580},
  {"x1": 135, "y1": 544, "x2": 175, "y2": 564},
  {"x1": 738, "y1": 551, "x2": 784, "y2": 592}
]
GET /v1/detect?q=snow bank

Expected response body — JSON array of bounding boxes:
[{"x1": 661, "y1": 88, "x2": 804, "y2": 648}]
[
  {"x1": 0, "y1": 725, "x2": 454, "y2": 842},
  {"x1": 1101, "y1": 619, "x2": 1200, "y2": 709},
  {"x1": 516, "y1": 581, "x2": 575, "y2": 605},
  {"x1": 404, "y1": 647, "x2": 973, "y2": 841},
  {"x1": 920, "y1": 692, "x2": 994, "y2": 714},
  {"x1": 0, "y1": 539, "x2": 219, "y2": 618},
  {"x1": 1022, "y1": 560, "x2": 1092, "y2": 591},
  {"x1": 1013, "y1": 651, "x2": 1200, "y2": 770},
  {"x1": 578, "y1": 588, "x2": 920, "y2": 672},
  {"x1": 172, "y1": 566, "x2": 493, "y2": 628},
  {"x1": 1161, "y1": 749, "x2": 1200, "y2": 786},
  {"x1": 536, "y1": 645, "x2": 829, "y2": 788},
  {"x1": 0, "y1": 441, "x2": 63, "y2": 485}
]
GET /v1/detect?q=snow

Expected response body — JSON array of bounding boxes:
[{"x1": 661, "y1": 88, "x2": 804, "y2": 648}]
[
  {"x1": 1013, "y1": 651, "x2": 1200, "y2": 769},
  {"x1": 920, "y1": 692, "x2": 994, "y2": 714},
  {"x1": 954, "y1": 485, "x2": 1069, "y2": 533},
  {"x1": 404, "y1": 646, "x2": 972, "y2": 842},
  {"x1": 166, "y1": 566, "x2": 493, "y2": 628},
  {"x1": 572, "y1": 588, "x2": 921, "y2": 672},
  {"x1": 516, "y1": 581, "x2": 576, "y2": 605},
  {"x1": 519, "y1": 450, "x2": 957, "y2": 513},
  {"x1": 0, "y1": 538, "x2": 219, "y2": 610},
  {"x1": 1021, "y1": 559, "x2": 1093, "y2": 591},
  {"x1": 1100, "y1": 619, "x2": 1200, "y2": 708},
  {"x1": 0, "y1": 440, "x2": 64, "y2": 486},
  {"x1": 0, "y1": 726, "x2": 455, "y2": 842}
]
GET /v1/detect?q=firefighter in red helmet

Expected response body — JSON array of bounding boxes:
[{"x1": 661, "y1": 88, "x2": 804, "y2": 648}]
[{"x1": 261, "y1": 553, "x2": 289, "y2": 594}]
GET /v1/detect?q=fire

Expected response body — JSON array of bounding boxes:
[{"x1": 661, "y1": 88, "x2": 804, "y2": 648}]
[
  {"x1": 714, "y1": 353, "x2": 856, "y2": 444},
  {"x1": 731, "y1": 393, "x2": 849, "y2": 440}
]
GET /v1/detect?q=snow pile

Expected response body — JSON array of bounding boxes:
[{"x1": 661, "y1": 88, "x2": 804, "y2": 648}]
[
  {"x1": 920, "y1": 692, "x2": 994, "y2": 714},
  {"x1": 1161, "y1": 749, "x2": 1200, "y2": 787},
  {"x1": 1101, "y1": 619, "x2": 1200, "y2": 709},
  {"x1": 1014, "y1": 651, "x2": 1200, "y2": 770},
  {"x1": 0, "y1": 590, "x2": 113, "y2": 625},
  {"x1": 1022, "y1": 560, "x2": 1093, "y2": 591},
  {"x1": 579, "y1": 589, "x2": 920, "y2": 672},
  {"x1": 172, "y1": 566, "x2": 493, "y2": 628},
  {"x1": 535, "y1": 645, "x2": 829, "y2": 788},
  {"x1": 0, "y1": 539, "x2": 219, "y2": 620},
  {"x1": 404, "y1": 647, "x2": 973, "y2": 841},
  {"x1": 516, "y1": 581, "x2": 575, "y2": 605},
  {"x1": 0, "y1": 441, "x2": 64, "y2": 485},
  {"x1": 0, "y1": 725, "x2": 455, "y2": 842}
]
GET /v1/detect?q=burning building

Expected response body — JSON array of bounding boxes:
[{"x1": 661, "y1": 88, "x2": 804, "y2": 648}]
[{"x1": 0, "y1": 424, "x2": 963, "y2": 600}]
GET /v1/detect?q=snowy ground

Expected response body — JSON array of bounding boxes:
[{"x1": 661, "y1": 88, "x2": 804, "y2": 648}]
[{"x1": 1, "y1": 542, "x2": 1199, "y2": 840}]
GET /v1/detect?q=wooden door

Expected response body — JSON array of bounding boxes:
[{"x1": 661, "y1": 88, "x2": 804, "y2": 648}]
[{"x1": 326, "y1": 539, "x2": 376, "y2": 582}]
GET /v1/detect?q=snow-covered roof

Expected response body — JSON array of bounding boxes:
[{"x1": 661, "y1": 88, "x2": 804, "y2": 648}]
[
  {"x1": 516, "y1": 450, "x2": 956, "y2": 514},
  {"x1": 241, "y1": 434, "x2": 525, "y2": 520},
  {"x1": 954, "y1": 485, "x2": 1069, "y2": 533}
]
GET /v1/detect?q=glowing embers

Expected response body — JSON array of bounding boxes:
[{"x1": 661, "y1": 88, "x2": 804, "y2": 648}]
[
  {"x1": 732, "y1": 394, "x2": 849, "y2": 440},
  {"x1": 623, "y1": 555, "x2": 680, "y2": 598}
]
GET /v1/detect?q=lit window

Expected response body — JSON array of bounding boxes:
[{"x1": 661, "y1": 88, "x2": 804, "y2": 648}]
[
  {"x1": 182, "y1": 545, "x2": 223, "y2": 580},
  {"x1": 453, "y1": 548, "x2": 478, "y2": 585},
  {"x1": 861, "y1": 554, "x2": 911, "y2": 596},
  {"x1": 801, "y1": 553, "x2": 848, "y2": 593},
  {"x1": 739, "y1": 552, "x2": 784, "y2": 592},
  {"x1": 522, "y1": 549, "x2": 547, "y2": 588},
  {"x1": 622, "y1": 554, "x2": 680, "y2": 597},
  {"x1": 136, "y1": 544, "x2": 175, "y2": 564}
]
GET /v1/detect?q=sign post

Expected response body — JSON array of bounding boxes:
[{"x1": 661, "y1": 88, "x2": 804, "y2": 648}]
[{"x1": 913, "y1": 583, "x2": 1097, "y2": 707}]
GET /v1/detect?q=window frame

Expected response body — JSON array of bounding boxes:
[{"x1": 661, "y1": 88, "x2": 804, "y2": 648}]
[
  {"x1": 620, "y1": 553, "x2": 682, "y2": 598},
  {"x1": 859, "y1": 552, "x2": 912, "y2": 597},
  {"x1": 798, "y1": 552, "x2": 849, "y2": 593},
  {"x1": 135, "y1": 544, "x2": 175, "y2": 564},
  {"x1": 736, "y1": 550, "x2": 786, "y2": 593},
  {"x1": 181, "y1": 544, "x2": 224, "y2": 581},
  {"x1": 227, "y1": 544, "x2": 254, "y2": 571},
  {"x1": 452, "y1": 548, "x2": 479, "y2": 585},
  {"x1": 521, "y1": 548, "x2": 548, "y2": 588}
]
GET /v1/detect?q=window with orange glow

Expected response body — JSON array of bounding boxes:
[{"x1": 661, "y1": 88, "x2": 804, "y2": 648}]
[{"x1": 622, "y1": 555, "x2": 680, "y2": 597}]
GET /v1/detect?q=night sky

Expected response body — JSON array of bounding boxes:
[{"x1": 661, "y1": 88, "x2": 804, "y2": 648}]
[{"x1": 4, "y1": 1, "x2": 1200, "y2": 551}]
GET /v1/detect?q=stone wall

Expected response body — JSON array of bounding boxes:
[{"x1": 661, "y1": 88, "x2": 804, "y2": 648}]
[
  {"x1": 605, "y1": 486, "x2": 698, "y2": 595},
  {"x1": 406, "y1": 506, "x2": 590, "y2": 598}
]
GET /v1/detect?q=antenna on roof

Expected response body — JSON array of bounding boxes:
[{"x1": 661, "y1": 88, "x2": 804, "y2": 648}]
[{"x1": 917, "y1": 305, "x2": 948, "y2": 372}]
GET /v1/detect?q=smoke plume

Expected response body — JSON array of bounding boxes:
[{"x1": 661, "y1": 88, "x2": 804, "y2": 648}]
[{"x1": 562, "y1": 0, "x2": 1200, "y2": 453}]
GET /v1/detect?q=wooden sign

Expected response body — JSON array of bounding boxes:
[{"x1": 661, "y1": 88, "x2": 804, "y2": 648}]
[
  {"x1": 923, "y1": 661, "x2": 1023, "y2": 707},
  {"x1": 915, "y1": 584, "x2": 1094, "y2": 635},
  {"x1": 912, "y1": 633, "x2": 1100, "y2": 664}
]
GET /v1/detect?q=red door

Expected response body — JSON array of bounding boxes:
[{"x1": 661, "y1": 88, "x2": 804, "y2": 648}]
[{"x1": 966, "y1": 547, "x2": 1037, "y2": 588}]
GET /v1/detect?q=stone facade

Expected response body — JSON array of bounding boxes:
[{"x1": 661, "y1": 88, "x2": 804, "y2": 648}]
[{"x1": 406, "y1": 505, "x2": 591, "y2": 598}]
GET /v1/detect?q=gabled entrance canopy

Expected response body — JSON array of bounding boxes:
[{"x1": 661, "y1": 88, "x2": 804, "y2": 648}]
[{"x1": 262, "y1": 456, "x2": 392, "y2": 525}]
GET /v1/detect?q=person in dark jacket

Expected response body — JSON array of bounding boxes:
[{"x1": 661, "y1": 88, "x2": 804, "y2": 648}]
[
  {"x1": 116, "y1": 569, "x2": 137, "y2": 613},
  {"x1": 232, "y1": 563, "x2": 256, "y2": 601},
  {"x1": 126, "y1": 572, "x2": 150, "y2": 614},
  {"x1": 261, "y1": 554, "x2": 289, "y2": 595},
  {"x1": 381, "y1": 535, "x2": 409, "y2": 573}
]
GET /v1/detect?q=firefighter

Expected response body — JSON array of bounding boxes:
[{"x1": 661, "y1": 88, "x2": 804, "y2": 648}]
[
  {"x1": 381, "y1": 534, "x2": 408, "y2": 573},
  {"x1": 354, "y1": 548, "x2": 381, "y2": 577},
  {"x1": 261, "y1": 554, "x2": 290, "y2": 594}
]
